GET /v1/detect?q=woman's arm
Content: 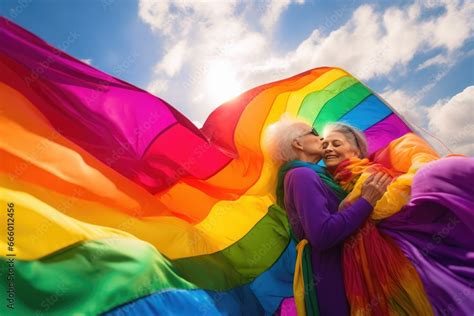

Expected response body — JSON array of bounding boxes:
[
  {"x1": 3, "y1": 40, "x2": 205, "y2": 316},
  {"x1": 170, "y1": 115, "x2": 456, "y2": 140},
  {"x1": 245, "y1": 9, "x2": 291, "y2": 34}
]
[{"x1": 285, "y1": 167, "x2": 372, "y2": 251}]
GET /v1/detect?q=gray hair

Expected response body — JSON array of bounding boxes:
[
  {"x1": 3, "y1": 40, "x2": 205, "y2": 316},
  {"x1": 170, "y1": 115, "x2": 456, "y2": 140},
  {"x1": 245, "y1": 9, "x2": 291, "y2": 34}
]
[
  {"x1": 263, "y1": 114, "x2": 313, "y2": 164},
  {"x1": 323, "y1": 123, "x2": 368, "y2": 158}
]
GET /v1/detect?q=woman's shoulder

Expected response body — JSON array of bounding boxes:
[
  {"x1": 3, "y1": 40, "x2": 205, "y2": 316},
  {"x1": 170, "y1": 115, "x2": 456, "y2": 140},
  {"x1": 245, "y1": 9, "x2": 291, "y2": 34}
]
[{"x1": 285, "y1": 166, "x2": 326, "y2": 188}]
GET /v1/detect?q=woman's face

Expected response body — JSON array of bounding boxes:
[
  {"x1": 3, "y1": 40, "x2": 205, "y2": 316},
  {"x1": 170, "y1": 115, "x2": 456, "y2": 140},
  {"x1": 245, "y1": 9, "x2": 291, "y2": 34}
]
[
  {"x1": 322, "y1": 131, "x2": 359, "y2": 169},
  {"x1": 294, "y1": 127, "x2": 324, "y2": 160}
]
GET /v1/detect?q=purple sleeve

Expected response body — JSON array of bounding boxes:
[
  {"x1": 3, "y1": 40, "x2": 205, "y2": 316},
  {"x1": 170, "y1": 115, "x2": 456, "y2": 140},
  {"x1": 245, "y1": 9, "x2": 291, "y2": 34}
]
[{"x1": 285, "y1": 168, "x2": 373, "y2": 251}]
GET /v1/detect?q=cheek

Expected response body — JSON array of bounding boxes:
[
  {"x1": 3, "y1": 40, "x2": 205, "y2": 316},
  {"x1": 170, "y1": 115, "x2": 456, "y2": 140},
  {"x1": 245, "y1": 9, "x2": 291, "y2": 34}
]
[
  {"x1": 340, "y1": 147, "x2": 358, "y2": 158},
  {"x1": 325, "y1": 143, "x2": 355, "y2": 157},
  {"x1": 313, "y1": 141, "x2": 324, "y2": 151},
  {"x1": 308, "y1": 138, "x2": 321, "y2": 147}
]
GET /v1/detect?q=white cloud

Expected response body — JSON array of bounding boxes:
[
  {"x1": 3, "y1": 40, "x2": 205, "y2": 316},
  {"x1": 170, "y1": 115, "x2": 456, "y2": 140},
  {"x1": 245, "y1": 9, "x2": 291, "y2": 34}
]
[
  {"x1": 192, "y1": 120, "x2": 203, "y2": 128},
  {"x1": 80, "y1": 58, "x2": 92, "y2": 65},
  {"x1": 427, "y1": 86, "x2": 474, "y2": 155},
  {"x1": 283, "y1": 1, "x2": 473, "y2": 81},
  {"x1": 381, "y1": 88, "x2": 426, "y2": 127},
  {"x1": 147, "y1": 79, "x2": 169, "y2": 95},
  {"x1": 138, "y1": 0, "x2": 473, "y2": 124},
  {"x1": 260, "y1": 0, "x2": 303, "y2": 31},
  {"x1": 154, "y1": 40, "x2": 188, "y2": 77},
  {"x1": 416, "y1": 54, "x2": 449, "y2": 70},
  {"x1": 138, "y1": 0, "x2": 239, "y2": 37},
  {"x1": 374, "y1": 84, "x2": 474, "y2": 156},
  {"x1": 425, "y1": 0, "x2": 473, "y2": 52},
  {"x1": 381, "y1": 56, "x2": 458, "y2": 129},
  {"x1": 139, "y1": 0, "x2": 275, "y2": 120}
]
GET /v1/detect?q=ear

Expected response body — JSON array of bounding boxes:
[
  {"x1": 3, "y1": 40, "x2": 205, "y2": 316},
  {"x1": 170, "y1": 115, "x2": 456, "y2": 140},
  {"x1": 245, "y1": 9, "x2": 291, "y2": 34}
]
[
  {"x1": 351, "y1": 149, "x2": 361, "y2": 158},
  {"x1": 292, "y1": 138, "x2": 303, "y2": 151}
]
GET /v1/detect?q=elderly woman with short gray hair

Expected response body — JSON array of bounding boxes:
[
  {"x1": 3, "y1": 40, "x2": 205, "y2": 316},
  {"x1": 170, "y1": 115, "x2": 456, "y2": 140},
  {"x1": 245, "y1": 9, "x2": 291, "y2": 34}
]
[{"x1": 264, "y1": 116, "x2": 390, "y2": 315}]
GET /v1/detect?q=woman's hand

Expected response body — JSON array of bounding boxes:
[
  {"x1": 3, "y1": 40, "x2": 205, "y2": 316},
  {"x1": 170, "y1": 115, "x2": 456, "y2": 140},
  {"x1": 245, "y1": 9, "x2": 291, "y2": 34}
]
[{"x1": 360, "y1": 172, "x2": 392, "y2": 207}]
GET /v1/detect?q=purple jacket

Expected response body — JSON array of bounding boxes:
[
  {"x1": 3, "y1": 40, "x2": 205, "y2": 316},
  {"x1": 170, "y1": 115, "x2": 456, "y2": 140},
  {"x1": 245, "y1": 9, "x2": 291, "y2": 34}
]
[{"x1": 284, "y1": 167, "x2": 373, "y2": 315}]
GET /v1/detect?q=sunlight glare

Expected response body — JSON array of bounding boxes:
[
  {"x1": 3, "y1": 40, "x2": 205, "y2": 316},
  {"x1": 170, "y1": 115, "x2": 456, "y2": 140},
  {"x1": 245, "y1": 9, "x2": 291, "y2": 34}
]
[{"x1": 205, "y1": 61, "x2": 243, "y2": 106}]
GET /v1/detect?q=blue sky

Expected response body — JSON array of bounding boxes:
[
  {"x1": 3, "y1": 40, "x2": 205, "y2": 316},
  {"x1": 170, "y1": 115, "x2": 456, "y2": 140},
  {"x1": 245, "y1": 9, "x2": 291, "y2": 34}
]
[{"x1": 1, "y1": 0, "x2": 473, "y2": 154}]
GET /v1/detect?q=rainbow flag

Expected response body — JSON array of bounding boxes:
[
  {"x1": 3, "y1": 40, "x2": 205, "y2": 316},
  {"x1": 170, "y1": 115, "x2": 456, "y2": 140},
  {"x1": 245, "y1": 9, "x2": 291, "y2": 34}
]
[{"x1": 0, "y1": 16, "x2": 413, "y2": 315}]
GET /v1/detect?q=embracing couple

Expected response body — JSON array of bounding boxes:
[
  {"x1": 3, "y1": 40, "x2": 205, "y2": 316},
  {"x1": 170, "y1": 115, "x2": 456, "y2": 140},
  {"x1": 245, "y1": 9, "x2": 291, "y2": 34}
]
[{"x1": 265, "y1": 116, "x2": 474, "y2": 316}]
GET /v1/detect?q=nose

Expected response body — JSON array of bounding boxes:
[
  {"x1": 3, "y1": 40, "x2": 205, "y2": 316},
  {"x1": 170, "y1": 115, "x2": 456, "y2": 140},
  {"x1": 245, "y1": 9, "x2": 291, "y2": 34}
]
[{"x1": 324, "y1": 144, "x2": 334, "y2": 152}]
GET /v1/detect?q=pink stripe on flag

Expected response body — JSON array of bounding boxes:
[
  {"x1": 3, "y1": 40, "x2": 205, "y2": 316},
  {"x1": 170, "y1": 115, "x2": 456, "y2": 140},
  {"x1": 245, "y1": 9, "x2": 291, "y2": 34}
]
[{"x1": 365, "y1": 114, "x2": 411, "y2": 155}]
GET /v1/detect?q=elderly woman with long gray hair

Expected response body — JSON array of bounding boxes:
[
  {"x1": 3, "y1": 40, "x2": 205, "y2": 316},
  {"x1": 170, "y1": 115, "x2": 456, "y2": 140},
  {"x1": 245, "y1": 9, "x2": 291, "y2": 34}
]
[{"x1": 264, "y1": 115, "x2": 474, "y2": 315}]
